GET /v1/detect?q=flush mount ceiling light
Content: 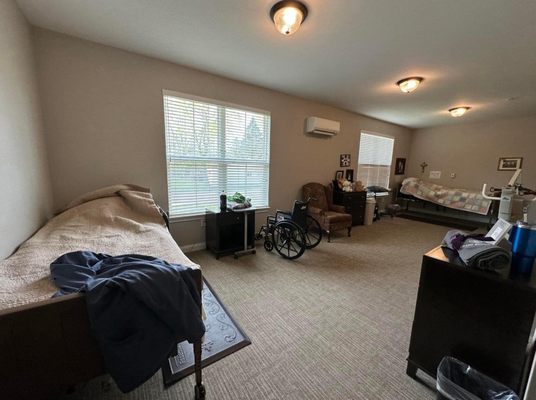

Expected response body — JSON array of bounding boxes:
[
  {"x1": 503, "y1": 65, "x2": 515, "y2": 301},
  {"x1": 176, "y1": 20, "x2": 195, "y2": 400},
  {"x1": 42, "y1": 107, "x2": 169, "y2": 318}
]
[
  {"x1": 396, "y1": 77, "x2": 424, "y2": 93},
  {"x1": 449, "y1": 106, "x2": 471, "y2": 117},
  {"x1": 270, "y1": 1, "x2": 308, "y2": 36}
]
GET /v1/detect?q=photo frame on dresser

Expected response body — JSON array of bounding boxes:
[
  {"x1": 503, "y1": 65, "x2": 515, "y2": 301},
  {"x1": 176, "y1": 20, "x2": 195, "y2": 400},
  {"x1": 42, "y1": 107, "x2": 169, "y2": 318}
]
[{"x1": 345, "y1": 169, "x2": 354, "y2": 182}]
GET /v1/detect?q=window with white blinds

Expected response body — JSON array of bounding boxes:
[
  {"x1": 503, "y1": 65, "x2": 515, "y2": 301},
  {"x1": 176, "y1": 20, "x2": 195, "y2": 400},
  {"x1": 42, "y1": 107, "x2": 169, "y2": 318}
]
[
  {"x1": 356, "y1": 132, "x2": 394, "y2": 188},
  {"x1": 163, "y1": 91, "x2": 271, "y2": 217}
]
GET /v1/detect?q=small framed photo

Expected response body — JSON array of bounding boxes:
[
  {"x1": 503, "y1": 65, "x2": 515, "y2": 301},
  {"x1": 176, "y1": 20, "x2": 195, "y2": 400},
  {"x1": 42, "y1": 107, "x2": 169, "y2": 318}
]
[
  {"x1": 395, "y1": 158, "x2": 406, "y2": 175},
  {"x1": 498, "y1": 157, "x2": 523, "y2": 171},
  {"x1": 335, "y1": 170, "x2": 344, "y2": 180},
  {"x1": 340, "y1": 154, "x2": 351, "y2": 167},
  {"x1": 345, "y1": 169, "x2": 354, "y2": 182}
]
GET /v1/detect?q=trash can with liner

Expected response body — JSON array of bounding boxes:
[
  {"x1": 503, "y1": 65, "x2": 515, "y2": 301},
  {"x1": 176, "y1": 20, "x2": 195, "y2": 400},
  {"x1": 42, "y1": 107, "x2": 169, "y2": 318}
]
[
  {"x1": 436, "y1": 357, "x2": 519, "y2": 400},
  {"x1": 364, "y1": 198, "x2": 376, "y2": 225}
]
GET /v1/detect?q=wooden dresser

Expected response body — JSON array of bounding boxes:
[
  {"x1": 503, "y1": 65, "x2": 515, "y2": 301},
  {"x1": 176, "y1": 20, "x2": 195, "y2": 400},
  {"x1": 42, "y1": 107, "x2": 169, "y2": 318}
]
[
  {"x1": 332, "y1": 190, "x2": 367, "y2": 226},
  {"x1": 407, "y1": 246, "x2": 536, "y2": 397}
]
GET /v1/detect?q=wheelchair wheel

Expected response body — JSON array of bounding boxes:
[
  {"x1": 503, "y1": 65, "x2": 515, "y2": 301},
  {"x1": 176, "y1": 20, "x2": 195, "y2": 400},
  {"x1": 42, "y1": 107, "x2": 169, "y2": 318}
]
[
  {"x1": 273, "y1": 221, "x2": 306, "y2": 260},
  {"x1": 303, "y1": 215, "x2": 322, "y2": 249},
  {"x1": 264, "y1": 239, "x2": 274, "y2": 252}
]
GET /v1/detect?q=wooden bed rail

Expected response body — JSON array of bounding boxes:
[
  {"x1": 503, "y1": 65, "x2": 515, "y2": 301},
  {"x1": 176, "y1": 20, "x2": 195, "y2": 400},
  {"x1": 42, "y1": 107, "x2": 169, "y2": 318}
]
[
  {"x1": 0, "y1": 293, "x2": 105, "y2": 399},
  {"x1": 0, "y1": 269, "x2": 204, "y2": 399}
]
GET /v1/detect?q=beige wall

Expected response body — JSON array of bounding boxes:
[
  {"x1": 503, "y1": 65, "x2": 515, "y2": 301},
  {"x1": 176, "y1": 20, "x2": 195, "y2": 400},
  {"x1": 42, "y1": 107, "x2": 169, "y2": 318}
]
[
  {"x1": 33, "y1": 28, "x2": 412, "y2": 246},
  {"x1": 408, "y1": 116, "x2": 536, "y2": 191},
  {"x1": 0, "y1": 1, "x2": 53, "y2": 259}
]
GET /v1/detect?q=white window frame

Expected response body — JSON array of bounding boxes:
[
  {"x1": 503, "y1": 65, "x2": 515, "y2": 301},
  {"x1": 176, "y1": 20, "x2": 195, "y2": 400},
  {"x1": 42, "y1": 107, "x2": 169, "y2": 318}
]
[
  {"x1": 356, "y1": 130, "x2": 395, "y2": 189},
  {"x1": 162, "y1": 89, "x2": 271, "y2": 220}
]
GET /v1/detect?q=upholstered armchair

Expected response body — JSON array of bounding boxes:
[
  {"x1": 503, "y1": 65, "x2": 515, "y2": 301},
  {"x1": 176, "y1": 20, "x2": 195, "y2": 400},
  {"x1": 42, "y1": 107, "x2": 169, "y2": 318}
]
[{"x1": 302, "y1": 182, "x2": 352, "y2": 242}]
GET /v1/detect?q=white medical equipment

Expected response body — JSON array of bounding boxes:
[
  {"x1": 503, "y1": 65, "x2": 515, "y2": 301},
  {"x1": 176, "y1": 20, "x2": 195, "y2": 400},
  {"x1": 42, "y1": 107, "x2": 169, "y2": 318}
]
[{"x1": 482, "y1": 169, "x2": 536, "y2": 223}]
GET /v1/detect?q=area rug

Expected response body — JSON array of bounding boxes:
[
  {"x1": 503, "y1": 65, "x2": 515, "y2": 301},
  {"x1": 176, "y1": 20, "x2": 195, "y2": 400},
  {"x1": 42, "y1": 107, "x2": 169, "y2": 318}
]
[{"x1": 162, "y1": 279, "x2": 251, "y2": 386}]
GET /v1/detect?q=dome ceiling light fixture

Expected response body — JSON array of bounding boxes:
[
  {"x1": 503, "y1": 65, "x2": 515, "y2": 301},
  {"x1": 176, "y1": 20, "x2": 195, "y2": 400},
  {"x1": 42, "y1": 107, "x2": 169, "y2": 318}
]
[
  {"x1": 449, "y1": 106, "x2": 471, "y2": 117},
  {"x1": 270, "y1": 1, "x2": 308, "y2": 36},
  {"x1": 396, "y1": 77, "x2": 424, "y2": 93}
]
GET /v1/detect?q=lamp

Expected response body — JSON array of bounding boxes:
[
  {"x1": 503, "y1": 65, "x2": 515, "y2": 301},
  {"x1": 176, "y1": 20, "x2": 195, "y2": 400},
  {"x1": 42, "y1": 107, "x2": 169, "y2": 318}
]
[
  {"x1": 396, "y1": 77, "x2": 424, "y2": 93},
  {"x1": 449, "y1": 106, "x2": 471, "y2": 117},
  {"x1": 270, "y1": 1, "x2": 308, "y2": 36}
]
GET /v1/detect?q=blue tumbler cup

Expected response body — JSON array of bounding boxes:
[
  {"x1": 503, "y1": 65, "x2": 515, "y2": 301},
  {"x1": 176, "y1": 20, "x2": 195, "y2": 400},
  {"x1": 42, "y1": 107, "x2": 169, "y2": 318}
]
[{"x1": 509, "y1": 223, "x2": 536, "y2": 277}]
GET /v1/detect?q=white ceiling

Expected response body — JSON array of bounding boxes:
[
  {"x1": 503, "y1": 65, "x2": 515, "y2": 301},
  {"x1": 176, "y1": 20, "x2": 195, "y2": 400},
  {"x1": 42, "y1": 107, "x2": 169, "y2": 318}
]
[{"x1": 17, "y1": 0, "x2": 536, "y2": 128}]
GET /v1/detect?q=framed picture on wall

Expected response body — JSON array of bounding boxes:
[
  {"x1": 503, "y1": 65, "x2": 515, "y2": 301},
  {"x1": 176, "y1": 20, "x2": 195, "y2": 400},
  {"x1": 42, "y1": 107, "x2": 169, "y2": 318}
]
[
  {"x1": 395, "y1": 158, "x2": 406, "y2": 175},
  {"x1": 345, "y1": 169, "x2": 354, "y2": 182},
  {"x1": 498, "y1": 157, "x2": 523, "y2": 171},
  {"x1": 335, "y1": 170, "x2": 344, "y2": 180},
  {"x1": 340, "y1": 154, "x2": 351, "y2": 167}
]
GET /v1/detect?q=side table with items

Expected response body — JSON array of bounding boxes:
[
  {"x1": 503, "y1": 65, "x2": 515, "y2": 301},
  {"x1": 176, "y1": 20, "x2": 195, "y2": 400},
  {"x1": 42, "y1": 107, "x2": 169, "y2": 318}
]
[
  {"x1": 205, "y1": 208, "x2": 256, "y2": 259},
  {"x1": 407, "y1": 223, "x2": 536, "y2": 398}
]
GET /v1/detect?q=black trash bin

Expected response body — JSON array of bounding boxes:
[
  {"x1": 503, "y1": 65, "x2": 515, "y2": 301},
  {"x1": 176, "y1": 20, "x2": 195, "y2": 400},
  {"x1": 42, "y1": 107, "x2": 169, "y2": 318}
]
[{"x1": 436, "y1": 357, "x2": 519, "y2": 400}]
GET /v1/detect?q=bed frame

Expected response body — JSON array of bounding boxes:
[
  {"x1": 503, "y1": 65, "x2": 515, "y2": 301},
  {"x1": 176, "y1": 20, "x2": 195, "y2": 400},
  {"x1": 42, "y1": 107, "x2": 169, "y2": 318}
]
[
  {"x1": 0, "y1": 270, "x2": 205, "y2": 399},
  {"x1": 0, "y1": 212, "x2": 206, "y2": 400}
]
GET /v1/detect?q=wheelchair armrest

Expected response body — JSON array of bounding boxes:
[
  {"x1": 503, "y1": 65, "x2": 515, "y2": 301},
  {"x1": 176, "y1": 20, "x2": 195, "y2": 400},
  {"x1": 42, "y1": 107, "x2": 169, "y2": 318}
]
[{"x1": 275, "y1": 210, "x2": 291, "y2": 217}]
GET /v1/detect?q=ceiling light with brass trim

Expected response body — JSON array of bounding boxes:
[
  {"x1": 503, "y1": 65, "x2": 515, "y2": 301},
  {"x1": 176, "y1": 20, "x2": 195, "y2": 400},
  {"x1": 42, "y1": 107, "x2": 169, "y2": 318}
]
[
  {"x1": 449, "y1": 106, "x2": 471, "y2": 117},
  {"x1": 396, "y1": 77, "x2": 424, "y2": 93},
  {"x1": 270, "y1": 1, "x2": 308, "y2": 36}
]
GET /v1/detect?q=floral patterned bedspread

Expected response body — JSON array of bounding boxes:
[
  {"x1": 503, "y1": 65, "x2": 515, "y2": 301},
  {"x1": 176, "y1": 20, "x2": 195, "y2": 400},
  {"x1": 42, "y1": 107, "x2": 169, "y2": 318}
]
[{"x1": 400, "y1": 177, "x2": 492, "y2": 215}]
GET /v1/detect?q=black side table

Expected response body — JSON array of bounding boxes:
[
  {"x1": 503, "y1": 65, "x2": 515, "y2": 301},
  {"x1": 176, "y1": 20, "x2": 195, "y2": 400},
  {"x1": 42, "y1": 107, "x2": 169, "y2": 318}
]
[{"x1": 205, "y1": 208, "x2": 256, "y2": 259}]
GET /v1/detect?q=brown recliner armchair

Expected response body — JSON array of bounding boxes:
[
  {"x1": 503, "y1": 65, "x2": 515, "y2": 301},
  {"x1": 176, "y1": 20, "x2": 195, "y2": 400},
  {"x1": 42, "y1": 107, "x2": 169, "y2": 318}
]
[{"x1": 302, "y1": 182, "x2": 352, "y2": 242}]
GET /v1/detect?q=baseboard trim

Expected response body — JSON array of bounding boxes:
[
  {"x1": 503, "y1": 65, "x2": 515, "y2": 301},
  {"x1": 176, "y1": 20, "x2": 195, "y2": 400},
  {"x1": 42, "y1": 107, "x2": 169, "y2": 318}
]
[{"x1": 181, "y1": 242, "x2": 206, "y2": 253}]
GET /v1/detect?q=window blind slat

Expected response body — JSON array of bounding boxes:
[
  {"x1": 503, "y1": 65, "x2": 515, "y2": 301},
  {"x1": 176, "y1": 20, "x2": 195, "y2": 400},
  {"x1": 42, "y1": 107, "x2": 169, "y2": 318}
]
[
  {"x1": 357, "y1": 132, "x2": 394, "y2": 188},
  {"x1": 164, "y1": 94, "x2": 271, "y2": 217}
]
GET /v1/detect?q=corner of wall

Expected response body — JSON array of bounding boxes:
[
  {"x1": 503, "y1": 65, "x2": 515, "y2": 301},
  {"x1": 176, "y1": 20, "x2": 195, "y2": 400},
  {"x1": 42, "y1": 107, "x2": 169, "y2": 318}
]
[{"x1": 0, "y1": 0, "x2": 54, "y2": 258}]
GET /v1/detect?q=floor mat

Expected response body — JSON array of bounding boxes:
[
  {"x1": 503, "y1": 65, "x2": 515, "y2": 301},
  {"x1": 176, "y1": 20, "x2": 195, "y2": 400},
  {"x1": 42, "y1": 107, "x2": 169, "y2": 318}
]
[{"x1": 162, "y1": 279, "x2": 251, "y2": 386}]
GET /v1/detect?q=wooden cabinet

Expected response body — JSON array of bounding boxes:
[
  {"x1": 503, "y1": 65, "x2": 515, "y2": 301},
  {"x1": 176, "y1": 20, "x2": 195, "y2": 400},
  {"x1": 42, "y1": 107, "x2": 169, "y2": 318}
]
[
  {"x1": 407, "y1": 246, "x2": 536, "y2": 396},
  {"x1": 332, "y1": 190, "x2": 366, "y2": 226},
  {"x1": 205, "y1": 210, "x2": 255, "y2": 259}
]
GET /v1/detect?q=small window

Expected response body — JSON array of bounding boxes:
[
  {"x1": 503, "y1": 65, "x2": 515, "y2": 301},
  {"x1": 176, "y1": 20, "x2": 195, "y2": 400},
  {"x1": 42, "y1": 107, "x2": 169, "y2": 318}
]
[
  {"x1": 357, "y1": 132, "x2": 394, "y2": 188},
  {"x1": 163, "y1": 91, "x2": 271, "y2": 217}
]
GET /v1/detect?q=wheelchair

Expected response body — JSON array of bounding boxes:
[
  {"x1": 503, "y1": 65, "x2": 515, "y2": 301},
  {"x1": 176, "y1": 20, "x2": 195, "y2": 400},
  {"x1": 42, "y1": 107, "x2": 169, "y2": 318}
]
[{"x1": 256, "y1": 199, "x2": 322, "y2": 260}]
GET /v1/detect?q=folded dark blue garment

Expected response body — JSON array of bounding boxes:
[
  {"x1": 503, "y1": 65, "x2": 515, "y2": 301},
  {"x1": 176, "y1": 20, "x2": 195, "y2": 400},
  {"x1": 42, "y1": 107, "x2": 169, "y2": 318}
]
[
  {"x1": 442, "y1": 230, "x2": 511, "y2": 271},
  {"x1": 50, "y1": 251, "x2": 205, "y2": 392}
]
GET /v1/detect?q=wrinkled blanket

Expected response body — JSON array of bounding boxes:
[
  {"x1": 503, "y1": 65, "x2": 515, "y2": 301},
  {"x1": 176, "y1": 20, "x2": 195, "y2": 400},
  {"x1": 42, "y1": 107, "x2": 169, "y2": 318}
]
[
  {"x1": 51, "y1": 251, "x2": 205, "y2": 393},
  {"x1": 0, "y1": 184, "x2": 199, "y2": 310},
  {"x1": 401, "y1": 177, "x2": 491, "y2": 215}
]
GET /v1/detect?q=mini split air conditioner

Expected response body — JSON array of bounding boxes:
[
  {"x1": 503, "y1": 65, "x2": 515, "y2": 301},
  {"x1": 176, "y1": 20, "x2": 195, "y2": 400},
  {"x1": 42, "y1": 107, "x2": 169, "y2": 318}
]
[{"x1": 305, "y1": 117, "x2": 340, "y2": 136}]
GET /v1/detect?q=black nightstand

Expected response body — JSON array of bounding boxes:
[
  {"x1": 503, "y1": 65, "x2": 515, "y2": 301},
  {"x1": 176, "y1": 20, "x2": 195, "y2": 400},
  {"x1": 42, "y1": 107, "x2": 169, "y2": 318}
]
[
  {"x1": 205, "y1": 209, "x2": 255, "y2": 259},
  {"x1": 332, "y1": 190, "x2": 367, "y2": 226}
]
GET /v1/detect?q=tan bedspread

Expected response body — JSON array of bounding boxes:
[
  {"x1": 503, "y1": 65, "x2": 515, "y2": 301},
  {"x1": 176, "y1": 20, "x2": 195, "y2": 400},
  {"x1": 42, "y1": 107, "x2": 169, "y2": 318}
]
[{"x1": 0, "y1": 185, "x2": 198, "y2": 311}]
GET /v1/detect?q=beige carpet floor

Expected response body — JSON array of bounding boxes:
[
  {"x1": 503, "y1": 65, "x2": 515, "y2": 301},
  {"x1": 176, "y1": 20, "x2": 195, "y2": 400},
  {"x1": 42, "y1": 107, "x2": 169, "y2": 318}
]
[{"x1": 63, "y1": 217, "x2": 450, "y2": 400}]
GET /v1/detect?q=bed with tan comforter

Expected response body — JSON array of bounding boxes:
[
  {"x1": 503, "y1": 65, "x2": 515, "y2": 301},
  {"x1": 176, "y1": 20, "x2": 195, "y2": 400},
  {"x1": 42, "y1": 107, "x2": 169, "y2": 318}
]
[
  {"x1": 0, "y1": 184, "x2": 204, "y2": 399},
  {"x1": 0, "y1": 184, "x2": 199, "y2": 310}
]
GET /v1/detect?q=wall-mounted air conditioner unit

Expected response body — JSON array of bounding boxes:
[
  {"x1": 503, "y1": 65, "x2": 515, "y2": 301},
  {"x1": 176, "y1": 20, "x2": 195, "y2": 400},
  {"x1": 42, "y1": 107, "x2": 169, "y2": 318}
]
[{"x1": 305, "y1": 117, "x2": 340, "y2": 136}]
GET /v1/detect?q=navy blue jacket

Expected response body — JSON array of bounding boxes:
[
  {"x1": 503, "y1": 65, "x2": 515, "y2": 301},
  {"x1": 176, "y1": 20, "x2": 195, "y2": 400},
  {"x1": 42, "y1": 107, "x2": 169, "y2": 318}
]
[{"x1": 50, "y1": 251, "x2": 205, "y2": 392}]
